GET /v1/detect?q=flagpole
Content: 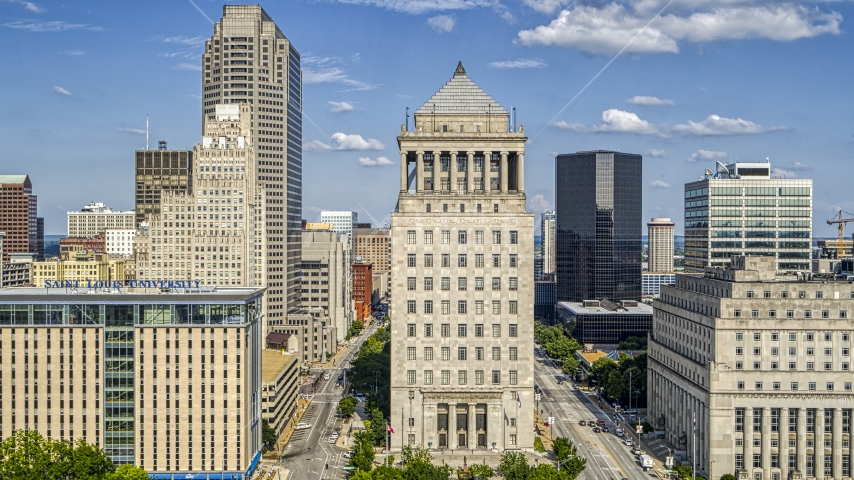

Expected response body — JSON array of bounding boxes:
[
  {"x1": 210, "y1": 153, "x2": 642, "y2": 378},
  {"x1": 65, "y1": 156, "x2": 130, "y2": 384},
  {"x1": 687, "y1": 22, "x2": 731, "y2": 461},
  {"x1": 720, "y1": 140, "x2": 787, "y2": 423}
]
[{"x1": 692, "y1": 410, "x2": 696, "y2": 480}]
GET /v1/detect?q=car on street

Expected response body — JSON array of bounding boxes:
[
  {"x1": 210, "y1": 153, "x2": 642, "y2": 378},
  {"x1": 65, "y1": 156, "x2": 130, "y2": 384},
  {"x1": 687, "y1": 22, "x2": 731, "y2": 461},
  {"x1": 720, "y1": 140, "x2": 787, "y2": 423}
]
[
  {"x1": 343, "y1": 452, "x2": 351, "y2": 459},
  {"x1": 578, "y1": 420, "x2": 586, "y2": 426},
  {"x1": 602, "y1": 426, "x2": 609, "y2": 433},
  {"x1": 324, "y1": 374, "x2": 330, "y2": 380},
  {"x1": 593, "y1": 427, "x2": 601, "y2": 433},
  {"x1": 295, "y1": 422, "x2": 312, "y2": 430},
  {"x1": 615, "y1": 428, "x2": 625, "y2": 437},
  {"x1": 597, "y1": 419, "x2": 606, "y2": 427},
  {"x1": 624, "y1": 439, "x2": 633, "y2": 446}
]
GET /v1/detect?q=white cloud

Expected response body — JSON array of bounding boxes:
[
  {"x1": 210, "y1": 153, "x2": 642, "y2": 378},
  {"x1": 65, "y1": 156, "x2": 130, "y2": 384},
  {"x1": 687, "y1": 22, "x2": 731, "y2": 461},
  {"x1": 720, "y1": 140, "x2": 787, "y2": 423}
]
[
  {"x1": 358, "y1": 156, "x2": 395, "y2": 167},
  {"x1": 528, "y1": 193, "x2": 553, "y2": 213},
  {"x1": 303, "y1": 67, "x2": 376, "y2": 91},
  {"x1": 59, "y1": 50, "x2": 85, "y2": 56},
  {"x1": 772, "y1": 168, "x2": 797, "y2": 178},
  {"x1": 786, "y1": 161, "x2": 812, "y2": 171},
  {"x1": 686, "y1": 149, "x2": 727, "y2": 162},
  {"x1": 3, "y1": 20, "x2": 101, "y2": 32},
  {"x1": 118, "y1": 127, "x2": 146, "y2": 134},
  {"x1": 490, "y1": 58, "x2": 547, "y2": 69},
  {"x1": 173, "y1": 63, "x2": 202, "y2": 71},
  {"x1": 53, "y1": 85, "x2": 71, "y2": 96},
  {"x1": 673, "y1": 114, "x2": 785, "y2": 136},
  {"x1": 328, "y1": 101, "x2": 355, "y2": 113},
  {"x1": 162, "y1": 35, "x2": 206, "y2": 45},
  {"x1": 305, "y1": 133, "x2": 385, "y2": 152},
  {"x1": 522, "y1": 0, "x2": 571, "y2": 15},
  {"x1": 554, "y1": 109, "x2": 664, "y2": 136},
  {"x1": 627, "y1": 95, "x2": 674, "y2": 106},
  {"x1": 334, "y1": 0, "x2": 490, "y2": 14},
  {"x1": 4, "y1": 0, "x2": 45, "y2": 13},
  {"x1": 649, "y1": 180, "x2": 671, "y2": 188},
  {"x1": 646, "y1": 149, "x2": 666, "y2": 158},
  {"x1": 428, "y1": 15, "x2": 455, "y2": 32},
  {"x1": 515, "y1": 3, "x2": 841, "y2": 55}
]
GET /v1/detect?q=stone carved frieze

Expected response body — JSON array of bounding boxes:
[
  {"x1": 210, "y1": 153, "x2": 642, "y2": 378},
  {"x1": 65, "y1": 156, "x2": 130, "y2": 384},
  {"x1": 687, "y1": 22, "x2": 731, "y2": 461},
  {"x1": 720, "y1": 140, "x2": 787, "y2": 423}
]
[{"x1": 406, "y1": 218, "x2": 518, "y2": 227}]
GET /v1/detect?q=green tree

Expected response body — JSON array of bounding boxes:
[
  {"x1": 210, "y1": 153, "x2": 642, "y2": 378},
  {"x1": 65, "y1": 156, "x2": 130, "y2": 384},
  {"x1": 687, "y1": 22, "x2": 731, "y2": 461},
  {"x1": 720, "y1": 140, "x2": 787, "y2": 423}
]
[
  {"x1": 67, "y1": 438, "x2": 115, "y2": 480},
  {"x1": 497, "y1": 451, "x2": 531, "y2": 480},
  {"x1": 351, "y1": 431, "x2": 376, "y2": 472},
  {"x1": 339, "y1": 396, "x2": 358, "y2": 417},
  {"x1": 552, "y1": 437, "x2": 577, "y2": 462},
  {"x1": 372, "y1": 465, "x2": 405, "y2": 479},
  {"x1": 262, "y1": 418, "x2": 278, "y2": 447},
  {"x1": 367, "y1": 406, "x2": 388, "y2": 445},
  {"x1": 720, "y1": 475, "x2": 737, "y2": 480},
  {"x1": 527, "y1": 463, "x2": 569, "y2": 480},
  {"x1": 589, "y1": 357, "x2": 618, "y2": 391},
  {"x1": 0, "y1": 430, "x2": 116, "y2": 480},
  {"x1": 561, "y1": 355, "x2": 580, "y2": 377},
  {"x1": 559, "y1": 456, "x2": 587, "y2": 480},
  {"x1": 107, "y1": 465, "x2": 150, "y2": 480},
  {"x1": 544, "y1": 336, "x2": 580, "y2": 360},
  {"x1": 351, "y1": 471, "x2": 374, "y2": 480},
  {"x1": 468, "y1": 464, "x2": 494, "y2": 479}
]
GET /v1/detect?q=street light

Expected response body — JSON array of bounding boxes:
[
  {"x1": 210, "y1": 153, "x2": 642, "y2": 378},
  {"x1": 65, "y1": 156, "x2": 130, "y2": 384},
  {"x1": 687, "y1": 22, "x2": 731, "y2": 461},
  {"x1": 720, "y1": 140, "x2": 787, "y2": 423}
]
[{"x1": 374, "y1": 371, "x2": 379, "y2": 395}]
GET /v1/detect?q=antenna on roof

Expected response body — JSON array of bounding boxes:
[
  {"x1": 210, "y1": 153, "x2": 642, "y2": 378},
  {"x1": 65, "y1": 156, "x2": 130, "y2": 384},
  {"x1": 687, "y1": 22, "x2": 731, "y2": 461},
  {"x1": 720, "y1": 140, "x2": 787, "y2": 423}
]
[
  {"x1": 405, "y1": 107, "x2": 409, "y2": 132},
  {"x1": 513, "y1": 107, "x2": 516, "y2": 132}
]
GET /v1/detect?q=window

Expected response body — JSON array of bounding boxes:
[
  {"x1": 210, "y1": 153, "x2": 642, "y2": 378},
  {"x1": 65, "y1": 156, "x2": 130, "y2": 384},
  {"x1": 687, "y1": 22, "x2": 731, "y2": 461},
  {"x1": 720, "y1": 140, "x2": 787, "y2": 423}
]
[
  {"x1": 510, "y1": 371, "x2": 518, "y2": 385},
  {"x1": 771, "y1": 347, "x2": 779, "y2": 356},
  {"x1": 738, "y1": 381, "x2": 745, "y2": 390},
  {"x1": 791, "y1": 382, "x2": 798, "y2": 390},
  {"x1": 475, "y1": 255, "x2": 484, "y2": 268},
  {"x1": 825, "y1": 348, "x2": 833, "y2": 356},
  {"x1": 407, "y1": 254, "x2": 416, "y2": 267},
  {"x1": 510, "y1": 231, "x2": 518, "y2": 244},
  {"x1": 407, "y1": 347, "x2": 416, "y2": 361},
  {"x1": 492, "y1": 371, "x2": 500, "y2": 384},
  {"x1": 755, "y1": 381, "x2": 763, "y2": 390},
  {"x1": 842, "y1": 311, "x2": 848, "y2": 319},
  {"x1": 476, "y1": 347, "x2": 484, "y2": 360},
  {"x1": 475, "y1": 324, "x2": 484, "y2": 337},
  {"x1": 734, "y1": 309, "x2": 742, "y2": 317},
  {"x1": 827, "y1": 382, "x2": 835, "y2": 391},
  {"x1": 424, "y1": 347, "x2": 433, "y2": 360},
  {"x1": 407, "y1": 324, "x2": 416, "y2": 336},
  {"x1": 424, "y1": 230, "x2": 433, "y2": 244},
  {"x1": 458, "y1": 231, "x2": 467, "y2": 244},
  {"x1": 786, "y1": 310, "x2": 794, "y2": 318},
  {"x1": 457, "y1": 254, "x2": 467, "y2": 268},
  {"x1": 509, "y1": 324, "x2": 518, "y2": 337},
  {"x1": 441, "y1": 230, "x2": 450, "y2": 244},
  {"x1": 493, "y1": 254, "x2": 500, "y2": 267},
  {"x1": 407, "y1": 370, "x2": 416, "y2": 385},
  {"x1": 809, "y1": 382, "x2": 817, "y2": 391},
  {"x1": 492, "y1": 231, "x2": 501, "y2": 244},
  {"x1": 753, "y1": 347, "x2": 761, "y2": 356},
  {"x1": 736, "y1": 332, "x2": 744, "y2": 341},
  {"x1": 509, "y1": 254, "x2": 518, "y2": 267},
  {"x1": 771, "y1": 332, "x2": 779, "y2": 341},
  {"x1": 441, "y1": 347, "x2": 450, "y2": 361},
  {"x1": 807, "y1": 332, "x2": 815, "y2": 341},
  {"x1": 747, "y1": 291, "x2": 755, "y2": 298},
  {"x1": 424, "y1": 370, "x2": 433, "y2": 385},
  {"x1": 425, "y1": 324, "x2": 433, "y2": 337},
  {"x1": 844, "y1": 348, "x2": 850, "y2": 356},
  {"x1": 408, "y1": 301, "x2": 416, "y2": 313},
  {"x1": 509, "y1": 301, "x2": 518, "y2": 314},
  {"x1": 751, "y1": 309, "x2": 759, "y2": 318},
  {"x1": 425, "y1": 277, "x2": 433, "y2": 291},
  {"x1": 492, "y1": 347, "x2": 501, "y2": 360},
  {"x1": 805, "y1": 310, "x2": 812, "y2": 319},
  {"x1": 458, "y1": 324, "x2": 467, "y2": 337},
  {"x1": 442, "y1": 255, "x2": 450, "y2": 268},
  {"x1": 753, "y1": 361, "x2": 761, "y2": 369},
  {"x1": 510, "y1": 347, "x2": 518, "y2": 360},
  {"x1": 425, "y1": 254, "x2": 433, "y2": 267},
  {"x1": 736, "y1": 347, "x2": 744, "y2": 356},
  {"x1": 458, "y1": 347, "x2": 467, "y2": 360},
  {"x1": 845, "y1": 333, "x2": 851, "y2": 341},
  {"x1": 458, "y1": 370, "x2": 467, "y2": 385},
  {"x1": 846, "y1": 382, "x2": 852, "y2": 391},
  {"x1": 509, "y1": 277, "x2": 518, "y2": 291},
  {"x1": 475, "y1": 370, "x2": 484, "y2": 385},
  {"x1": 475, "y1": 231, "x2": 484, "y2": 244},
  {"x1": 441, "y1": 370, "x2": 450, "y2": 385},
  {"x1": 441, "y1": 324, "x2": 450, "y2": 337},
  {"x1": 458, "y1": 277, "x2": 467, "y2": 291},
  {"x1": 407, "y1": 277, "x2": 416, "y2": 291},
  {"x1": 789, "y1": 362, "x2": 796, "y2": 370},
  {"x1": 824, "y1": 362, "x2": 832, "y2": 371},
  {"x1": 816, "y1": 291, "x2": 824, "y2": 299},
  {"x1": 781, "y1": 290, "x2": 789, "y2": 298},
  {"x1": 492, "y1": 277, "x2": 501, "y2": 290},
  {"x1": 441, "y1": 277, "x2": 450, "y2": 290},
  {"x1": 764, "y1": 290, "x2": 771, "y2": 298},
  {"x1": 407, "y1": 230, "x2": 416, "y2": 244},
  {"x1": 735, "y1": 361, "x2": 743, "y2": 370},
  {"x1": 475, "y1": 301, "x2": 484, "y2": 314},
  {"x1": 769, "y1": 309, "x2": 776, "y2": 318},
  {"x1": 773, "y1": 381, "x2": 780, "y2": 390},
  {"x1": 822, "y1": 310, "x2": 830, "y2": 319},
  {"x1": 825, "y1": 332, "x2": 832, "y2": 341},
  {"x1": 492, "y1": 301, "x2": 501, "y2": 315}
]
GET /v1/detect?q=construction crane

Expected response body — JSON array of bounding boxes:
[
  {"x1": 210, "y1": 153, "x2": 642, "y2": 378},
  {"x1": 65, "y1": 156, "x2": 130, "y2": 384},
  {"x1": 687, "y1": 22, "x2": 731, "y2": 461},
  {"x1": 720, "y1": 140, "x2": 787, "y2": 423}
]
[{"x1": 827, "y1": 210, "x2": 854, "y2": 259}]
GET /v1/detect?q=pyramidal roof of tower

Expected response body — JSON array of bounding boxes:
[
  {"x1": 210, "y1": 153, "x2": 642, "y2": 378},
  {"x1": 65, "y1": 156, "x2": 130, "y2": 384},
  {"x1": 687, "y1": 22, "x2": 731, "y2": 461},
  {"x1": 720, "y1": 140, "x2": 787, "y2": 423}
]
[{"x1": 415, "y1": 62, "x2": 507, "y2": 116}]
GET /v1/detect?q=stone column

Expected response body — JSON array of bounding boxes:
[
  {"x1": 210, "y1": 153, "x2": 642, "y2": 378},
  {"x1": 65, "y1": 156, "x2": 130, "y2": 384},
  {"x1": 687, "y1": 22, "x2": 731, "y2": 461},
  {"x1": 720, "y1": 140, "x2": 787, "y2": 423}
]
[
  {"x1": 400, "y1": 151, "x2": 408, "y2": 193},
  {"x1": 449, "y1": 404, "x2": 457, "y2": 449},
  {"x1": 762, "y1": 407, "x2": 771, "y2": 480},
  {"x1": 745, "y1": 407, "x2": 754, "y2": 475},
  {"x1": 780, "y1": 408, "x2": 789, "y2": 480},
  {"x1": 833, "y1": 408, "x2": 842, "y2": 479},
  {"x1": 416, "y1": 151, "x2": 424, "y2": 193},
  {"x1": 466, "y1": 152, "x2": 474, "y2": 194},
  {"x1": 483, "y1": 152, "x2": 491, "y2": 194},
  {"x1": 517, "y1": 151, "x2": 525, "y2": 192},
  {"x1": 816, "y1": 408, "x2": 825, "y2": 478},
  {"x1": 469, "y1": 403, "x2": 477, "y2": 449},
  {"x1": 500, "y1": 151, "x2": 508, "y2": 193},
  {"x1": 450, "y1": 152, "x2": 457, "y2": 195},
  {"x1": 797, "y1": 408, "x2": 806, "y2": 475}
]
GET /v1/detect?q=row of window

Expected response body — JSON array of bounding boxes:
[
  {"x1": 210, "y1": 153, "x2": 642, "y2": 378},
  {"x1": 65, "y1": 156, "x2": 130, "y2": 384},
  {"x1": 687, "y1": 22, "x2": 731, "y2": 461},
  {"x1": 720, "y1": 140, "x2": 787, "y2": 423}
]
[
  {"x1": 407, "y1": 277, "x2": 519, "y2": 291},
  {"x1": 746, "y1": 290, "x2": 853, "y2": 299},
  {"x1": 736, "y1": 380, "x2": 853, "y2": 391},
  {"x1": 735, "y1": 454, "x2": 848, "y2": 477},
  {"x1": 406, "y1": 346, "x2": 519, "y2": 361},
  {"x1": 405, "y1": 323, "x2": 518, "y2": 337},
  {"x1": 736, "y1": 332, "x2": 851, "y2": 342},
  {"x1": 407, "y1": 300, "x2": 519, "y2": 315},
  {"x1": 735, "y1": 408, "x2": 850, "y2": 432},
  {"x1": 736, "y1": 346, "x2": 850, "y2": 356},
  {"x1": 406, "y1": 230, "x2": 518, "y2": 245},
  {"x1": 407, "y1": 254, "x2": 518, "y2": 268},
  {"x1": 735, "y1": 309, "x2": 848, "y2": 319},
  {"x1": 405, "y1": 369, "x2": 519, "y2": 385}
]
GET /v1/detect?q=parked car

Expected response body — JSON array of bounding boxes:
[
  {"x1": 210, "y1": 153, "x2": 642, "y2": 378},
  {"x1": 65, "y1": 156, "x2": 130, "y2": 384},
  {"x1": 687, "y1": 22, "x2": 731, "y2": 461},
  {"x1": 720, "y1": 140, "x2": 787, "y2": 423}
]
[
  {"x1": 343, "y1": 452, "x2": 351, "y2": 459},
  {"x1": 295, "y1": 422, "x2": 312, "y2": 430}
]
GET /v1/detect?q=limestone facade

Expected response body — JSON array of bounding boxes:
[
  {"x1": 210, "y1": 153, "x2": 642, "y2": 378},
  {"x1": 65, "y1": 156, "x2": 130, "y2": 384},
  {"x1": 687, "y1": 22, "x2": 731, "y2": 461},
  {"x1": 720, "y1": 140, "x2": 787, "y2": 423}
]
[
  {"x1": 649, "y1": 256, "x2": 854, "y2": 480},
  {"x1": 390, "y1": 63, "x2": 534, "y2": 452}
]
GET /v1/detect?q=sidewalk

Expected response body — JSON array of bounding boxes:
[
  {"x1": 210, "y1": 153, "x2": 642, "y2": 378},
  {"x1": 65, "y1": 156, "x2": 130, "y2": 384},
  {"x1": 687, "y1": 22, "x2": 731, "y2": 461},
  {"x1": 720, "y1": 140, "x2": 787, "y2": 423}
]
[
  {"x1": 262, "y1": 398, "x2": 312, "y2": 461},
  {"x1": 317, "y1": 344, "x2": 350, "y2": 370}
]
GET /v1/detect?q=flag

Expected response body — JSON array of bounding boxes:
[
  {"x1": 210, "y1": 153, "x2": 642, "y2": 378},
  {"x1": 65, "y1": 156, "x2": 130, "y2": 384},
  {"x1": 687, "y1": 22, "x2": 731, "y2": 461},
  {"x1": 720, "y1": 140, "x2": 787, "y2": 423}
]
[
  {"x1": 516, "y1": 392, "x2": 521, "y2": 408},
  {"x1": 387, "y1": 423, "x2": 395, "y2": 434},
  {"x1": 692, "y1": 411, "x2": 696, "y2": 433}
]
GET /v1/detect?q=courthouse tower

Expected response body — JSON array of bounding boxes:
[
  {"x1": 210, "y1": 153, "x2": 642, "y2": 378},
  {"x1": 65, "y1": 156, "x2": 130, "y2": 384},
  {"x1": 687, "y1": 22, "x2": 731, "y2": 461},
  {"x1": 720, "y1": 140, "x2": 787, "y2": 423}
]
[{"x1": 389, "y1": 63, "x2": 534, "y2": 451}]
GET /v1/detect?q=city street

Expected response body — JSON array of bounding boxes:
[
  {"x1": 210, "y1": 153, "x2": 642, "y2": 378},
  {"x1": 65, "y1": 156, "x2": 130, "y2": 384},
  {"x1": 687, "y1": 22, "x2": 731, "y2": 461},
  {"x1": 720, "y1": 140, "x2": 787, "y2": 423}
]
[
  {"x1": 534, "y1": 347, "x2": 654, "y2": 480},
  {"x1": 279, "y1": 322, "x2": 380, "y2": 480}
]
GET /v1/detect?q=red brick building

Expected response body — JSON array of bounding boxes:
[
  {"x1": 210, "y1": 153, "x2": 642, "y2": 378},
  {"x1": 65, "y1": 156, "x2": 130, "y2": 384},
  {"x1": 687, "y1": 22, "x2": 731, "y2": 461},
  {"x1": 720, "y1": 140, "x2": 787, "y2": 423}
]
[
  {"x1": 0, "y1": 175, "x2": 43, "y2": 261},
  {"x1": 59, "y1": 233, "x2": 106, "y2": 259},
  {"x1": 352, "y1": 262, "x2": 373, "y2": 322}
]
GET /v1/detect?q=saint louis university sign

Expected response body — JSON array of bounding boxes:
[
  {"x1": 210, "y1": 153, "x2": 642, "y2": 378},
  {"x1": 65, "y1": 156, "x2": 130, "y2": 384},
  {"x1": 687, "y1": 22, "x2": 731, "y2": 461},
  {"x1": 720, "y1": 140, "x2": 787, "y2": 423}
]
[{"x1": 43, "y1": 279, "x2": 202, "y2": 289}]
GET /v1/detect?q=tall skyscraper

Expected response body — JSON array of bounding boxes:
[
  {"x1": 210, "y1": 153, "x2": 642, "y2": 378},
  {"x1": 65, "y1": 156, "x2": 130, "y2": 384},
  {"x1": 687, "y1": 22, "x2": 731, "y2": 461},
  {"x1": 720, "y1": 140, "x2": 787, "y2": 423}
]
[
  {"x1": 0, "y1": 175, "x2": 43, "y2": 261},
  {"x1": 390, "y1": 63, "x2": 534, "y2": 451},
  {"x1": 202, "y1": 5, "x2": 303, "y2": 311},
  {"x1": 301, "y1": 229, "x2": 353, "y2": 342},
  {"x1": 541, "y1": 210, "x2": 555, "y2": 275},
  {"x1": 134, "y1": 143, "x2": 193, "y2": 227},
  {"x1": 555, "y1": 150, "x2": 642, "y2": 302},
  {"x1": 684, "y1": 161, "x2": 812, "y2": 273},
  {"x1": 647, "y1": 217, "x2": 674, "y2": 273}
]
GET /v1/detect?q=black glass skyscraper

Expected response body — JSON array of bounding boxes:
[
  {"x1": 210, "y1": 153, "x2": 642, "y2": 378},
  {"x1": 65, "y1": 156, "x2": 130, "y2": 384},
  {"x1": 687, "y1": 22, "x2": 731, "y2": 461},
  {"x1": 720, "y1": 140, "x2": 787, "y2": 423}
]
[{"x1": 556, "y1": 150, "x2": 642, "y2": 302}]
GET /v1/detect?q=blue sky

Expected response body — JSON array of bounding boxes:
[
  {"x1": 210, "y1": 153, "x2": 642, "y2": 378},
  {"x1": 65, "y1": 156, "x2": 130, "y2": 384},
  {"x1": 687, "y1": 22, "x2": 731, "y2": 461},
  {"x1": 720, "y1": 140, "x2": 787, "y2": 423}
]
[{"x1": 1, "y1": 0, "x2": 852, "y2": 236}]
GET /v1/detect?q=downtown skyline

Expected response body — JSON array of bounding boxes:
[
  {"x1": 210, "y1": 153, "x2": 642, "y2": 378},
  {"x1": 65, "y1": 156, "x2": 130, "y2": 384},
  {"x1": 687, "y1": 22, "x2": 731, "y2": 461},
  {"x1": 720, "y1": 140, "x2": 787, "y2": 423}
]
[{"x1": 1, "y1": 0, "x2": 852, "y2": 236}]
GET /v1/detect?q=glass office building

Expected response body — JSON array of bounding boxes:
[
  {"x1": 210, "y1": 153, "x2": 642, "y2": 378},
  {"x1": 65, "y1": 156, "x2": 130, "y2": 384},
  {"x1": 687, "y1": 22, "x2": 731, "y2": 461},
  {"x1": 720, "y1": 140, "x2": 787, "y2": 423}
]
[
  {"x1": 555, "y1": 150, "x2": 642, "y2": 302},
  {"x1": 684, "y1": 162, "x2": 812, "y2": 273}
]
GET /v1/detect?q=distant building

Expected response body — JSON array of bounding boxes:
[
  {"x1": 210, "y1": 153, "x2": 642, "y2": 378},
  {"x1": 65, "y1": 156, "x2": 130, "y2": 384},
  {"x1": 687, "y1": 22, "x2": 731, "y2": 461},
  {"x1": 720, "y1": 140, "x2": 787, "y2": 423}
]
[
  {"x1": 541, "y1": 210, "x2": 556, "y2": 275},
  {"x1": 555, "y1": 151, "x2": 642, "y2": 303},
  {"x1": 648, "y1": 217, "x2": 675, "y2": 273},
  {"x1": 320, "y1": 211, "x2": 358, "y2": 237},
  {"x1": 534, "y1": 254, "x2": 544, "y2": 281},
  {"x1": 816, "y1": 238, "x2": 853, "y2": 260},
  {"x1": 355, "y1": 222, "x2": 372, "y2": 229},
  {"x1": 352, "y1": 262, "x2": 372, "y2": 322},
  {"x1": 684, "y1": 161, "x2": 812, "y2": 273},
  {"x1": 134, "y1": 143, "x2": 193, "y2": 228},
  {"x1": 261, "y1": 339, "x2": 299, "y2": 439},
  {"x1": 556, "y1": 299, "x2": 652, "y2": 345},
  {"x1": 301, "y1": 230, "x2": 354, "y2": 342},
  {"x1": 0, "y1": 174, "x2": 43, "y2": 261},
  {"x1": 30, "y1": 252, "x2": 128, "y2": 287},
  {"x1": 642, "y1": 272, "x2": 676, "y2": 297},
  {"x1": 0, "y1": 233, "x2": 31, "y2": 287},
  {"x1": 535, "y1": 280, "x2": 556, "y2": 322},
  {"x1": 59, "y1": 234, "x2": 106, "y2": 259},
  {"x1": 67, "y1": 202, "x2": 135, "y2": 238},
  {"x1": 273, "y1": 308, "x2": 338, "y2": 365},
  {"x1": 105, "y1": 229, "x2": 135, "y2": 256},
  {"x1": 354, "y1": 228, "x2": 391, "y2": 296}
]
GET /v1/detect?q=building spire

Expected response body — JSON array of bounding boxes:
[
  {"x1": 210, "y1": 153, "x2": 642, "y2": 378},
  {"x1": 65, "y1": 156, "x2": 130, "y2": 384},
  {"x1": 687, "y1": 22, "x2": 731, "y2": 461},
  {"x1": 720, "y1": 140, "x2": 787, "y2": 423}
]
[{"x1": 454, "y1": 61, "x2": 466, "y2": 78}]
